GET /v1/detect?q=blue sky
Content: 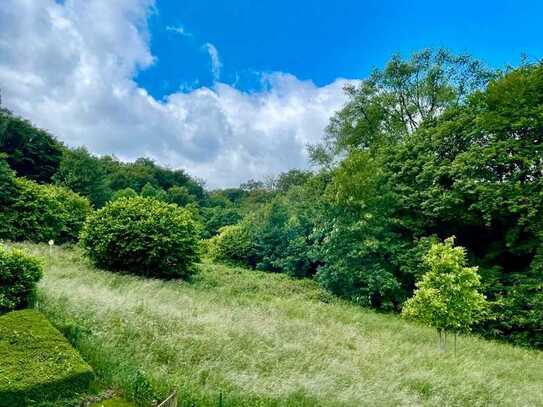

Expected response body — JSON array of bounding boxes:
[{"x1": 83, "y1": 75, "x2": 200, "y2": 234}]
[
  {"x1": 1, "y1": 1, "x2": 542, "y2": 187},
  {"x1": 138, "y1": 0, "x2": 543, "y2": 99}
]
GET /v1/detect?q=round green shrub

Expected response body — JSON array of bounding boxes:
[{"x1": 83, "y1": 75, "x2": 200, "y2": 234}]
[
  {"x1": 0, "y1": 178, "x2": 92, "y2": 243},
  {"x1": 207, "y1": 223, "x2": 256, "y2": 267},
  {"x1": 0, "y1": 246, "x2": 43, "y2": 313},
  {"x1": 80, "y1": 196, "x2": 200, "y2": 279}
]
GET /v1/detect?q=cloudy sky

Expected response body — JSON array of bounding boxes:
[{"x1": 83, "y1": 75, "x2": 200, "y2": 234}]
[{"x1": 1, "y1": 0, "x2": 542, "y2": 188}]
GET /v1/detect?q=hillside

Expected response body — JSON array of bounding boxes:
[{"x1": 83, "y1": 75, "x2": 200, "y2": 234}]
[{"x1": 12, "y1": 243, "x2": 541, "y2": 406}]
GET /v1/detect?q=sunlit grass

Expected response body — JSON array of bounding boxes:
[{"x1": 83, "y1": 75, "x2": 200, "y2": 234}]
[{"x1": 15, "y1": 243, "x2": 543, "y2": 406}]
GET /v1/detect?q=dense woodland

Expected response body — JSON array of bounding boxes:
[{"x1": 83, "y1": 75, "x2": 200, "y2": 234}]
[{"x1": 1, "y1": 50, "x2": 542, "y2": 349}]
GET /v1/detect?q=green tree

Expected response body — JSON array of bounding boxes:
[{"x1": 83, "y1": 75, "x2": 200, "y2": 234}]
[
  {"x1": 309, "y1": 49, "x2": 492, "y2": 165},
  {"x1": 101, "y1": 156, "x2": 157, "y2": 192},
  {"x1": 0, "y1": 154, "x2": 18, "y2": 208},
  {"x1": 53, "y1": 147, "x2": 112, "y2": 207},
  {"x1": 167, "y1": 186, "x2": 195, "y2": 206},
  {"x1": 273, "y1": 169, "x2": 313, "y2": 193},
  {"x1": 402, "y1": 238, "x2": 487, "y2": 351},
  {"x1": 111, "y1": 187, "x2": 138, "y2": 201},
  {"x1": 200, "y1": 206, "x2": 242, "y2": 239},
  {"x1": 140, "y1": 182, "x2": 167, "y2": 201},
  {"x1": 0, "y1": 110, "x2": 63, "y2": 183}
]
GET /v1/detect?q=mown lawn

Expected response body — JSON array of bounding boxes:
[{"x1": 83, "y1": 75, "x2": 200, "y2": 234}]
[{"x1": 16, "y1": 243, "x2": 543, "y2": 406}]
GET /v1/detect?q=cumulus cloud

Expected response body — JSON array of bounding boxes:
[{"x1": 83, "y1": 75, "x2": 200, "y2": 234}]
[{"x1": 0, "y1": 0, "x2": 351, "y2": 188}]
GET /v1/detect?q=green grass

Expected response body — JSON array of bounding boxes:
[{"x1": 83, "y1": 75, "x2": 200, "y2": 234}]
[
  {"x1": 14, "y1": 243, "x2": 543, "y2": 406},
  {"x1": 0, "y1": 309, "x2": 94, "y2": 406}
]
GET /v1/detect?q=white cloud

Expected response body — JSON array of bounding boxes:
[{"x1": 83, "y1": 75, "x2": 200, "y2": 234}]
[
  {"x1": 166, "y1": 25, "x2": 192, "y2": 37},
  {"x1": 203, "y1": 42, "x2": 222, "y2": 81},
  {"x1": 0, "y1": 0, "x2": 351, "y2": 188}
]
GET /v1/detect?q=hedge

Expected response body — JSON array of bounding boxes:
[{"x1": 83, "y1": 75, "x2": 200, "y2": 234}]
[{"x1": 0, "y1": 310, "x2": 94, "y2": 406}]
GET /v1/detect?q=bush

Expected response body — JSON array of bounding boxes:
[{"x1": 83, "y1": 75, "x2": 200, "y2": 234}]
[
  {"x1": 0, "y1": 178, "x2": 92, "y2": 243},
  {"x1": 0, "y1": 309, "x2": 94, "y2": 406},
  {"x1": 0, "y1": 246, "x2": 43, "y2": 313},
  {"x1": 207, "y1": 223, "x2": 256, "y2": 267},
  {"x1": 80, "y1": 196, "x2": 200, "y2": 279}
]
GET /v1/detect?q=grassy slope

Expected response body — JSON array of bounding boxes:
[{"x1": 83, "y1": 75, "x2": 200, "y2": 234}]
[{"x1": 17, "y1": 243, "x2": 543, "y2": 407}]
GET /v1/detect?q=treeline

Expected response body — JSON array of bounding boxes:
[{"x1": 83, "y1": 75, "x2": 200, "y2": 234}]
[
  {"x1": 1, "y1": 49, "x2": 542, "y2": 349},
  {"x1": 0, "y1": 107, "x2": 205, "y2": 208},
  {"x1": 206, "y1": 51, "x2": 543, "y2": 349}
]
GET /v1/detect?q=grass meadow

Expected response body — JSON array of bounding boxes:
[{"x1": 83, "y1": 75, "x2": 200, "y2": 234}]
[{"x1": 16, "y1": 243, "x2": 543, "y2": 406}]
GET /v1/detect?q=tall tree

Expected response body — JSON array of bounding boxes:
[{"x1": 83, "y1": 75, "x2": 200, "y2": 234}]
[
  {"x1": 309, "y1": 49, "x2": 493, "y2": 166},
  {"x1": 0, "y1": 110, "x2": 63, "y2": 183}
]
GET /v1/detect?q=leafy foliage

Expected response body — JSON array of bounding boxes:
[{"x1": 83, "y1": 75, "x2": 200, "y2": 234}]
[
  {"x1": 80, "y1": 196, "x2": 200, "y2": 279},
  {"x1": 0, "y1": 110, "x2": 63, "y2": 183},
  {"x1": 207, "y1": 224, "x2": 256, "y2": 266},
  {"x1": 0, "y1": 154, "x2": 18, "y2": 208},
  {"x1": 402, "y1": 238, "x2": 487, "y2": 333},
  {"x1": 0, "y1": 177, "x2": 91, "y2": 243},
  {"x1": 111, "y1": 187, "x2": 138, "y2": 201},
  {"x1": 313, "y1": 61, "x2": 543, "y2": 346},
  {"x1": 206, "y1": 57, "x2": 543, "y2": 348},
  {"x1": 101, "y1": 156, "x2": 205, "y2": 201},
  {"x1": 167, "y1": 185, "x2": 196, "y2": 206},
  {"x1": 140, "y1": 182, "x2": 167, "y2": 201},
  {"x1": 0, "y1": 246, "x2": 42, "y2": 313},
  {"x1": 200, "y1": 206, "x2": 242, "y2": 239},
  {"x1": 53, "y1": 147, "x2": 112, "y2": 207},
  {"x1": 310, "y1": 49, "x2": 493, "y2": 165}
]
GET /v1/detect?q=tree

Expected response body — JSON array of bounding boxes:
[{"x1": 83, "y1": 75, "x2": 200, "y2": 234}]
[
  {"x1": 0, "y1": 154, "x2": 18, "y2": 208},
  {"x1": 309, "y1": 49, "x2": 492, "y2": 165},
  {"x1": 101, "y1": 156, "x2": 157, "y2": 192},
  {"x1": 111, "y1": 187, "x2": 138, "y2": 201},
  {"x1": 101, "y1": 155, "x2": 206, "y2": 203},
  {"x1": 140, "y1": 182, "x2": 167, "y2": 201},
  {"x1": 200, "y1": 206, "x2": 241, "y2": 239},
  {"x1": 0, "y1": 110, "x2": 63, "y2": 183},
  {"x1": 273, "y1": 169, "x2": 313, "y2": 193},
  {"x1": 53, "y1": 147, "x2": 112, "y2": 207},
  {"x1": 402, "y1": 238, "x2": 487, "y2": 352},
  {"x1": 167, "y1": 186, "x2": 195, "y2": 207}
]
